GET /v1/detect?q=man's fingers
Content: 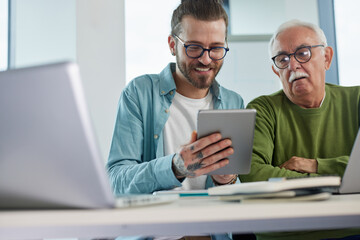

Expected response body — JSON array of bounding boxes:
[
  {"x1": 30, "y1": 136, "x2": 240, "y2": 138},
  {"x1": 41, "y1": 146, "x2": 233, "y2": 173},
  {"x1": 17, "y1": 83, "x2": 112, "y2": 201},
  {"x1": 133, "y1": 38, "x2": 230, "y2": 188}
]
[
  {"x1": 175, "y1": 132, "x2": 234, "y2": 178},
  {"x1": 189, "y1": 130, "x2": 197, "y2": 144},
  {"x1": 202, "y1": 139, "x2": 232, "y2": 158},
  {"x1": 188, "y1": 133, "x2": 222, "y2": 153},
  {"x1": 191, "y1": 139, "x2": 232, "y2": 161},
  {"x1": 279, "y1": 156, "x2": 317, "y2": 173},
  {"x1": 186, "y1": 161, "x2": 205, "y2": 172},
  {"x1": 200, "y1": 147, "x2": 234, "y2": 166},
  {"x1": 195, "y1": 159, "x2": 230, "y2": 176},
  {"x1": 280, "y1": 156, "x2": 299, "y2": 168}
]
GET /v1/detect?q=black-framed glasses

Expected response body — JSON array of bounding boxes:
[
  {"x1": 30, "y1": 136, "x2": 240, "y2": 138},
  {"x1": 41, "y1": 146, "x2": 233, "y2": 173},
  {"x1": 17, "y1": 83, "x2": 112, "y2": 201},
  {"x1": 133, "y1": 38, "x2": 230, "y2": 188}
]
[
  {"x1": 173, "y1": 35, "x2": 229, "y2": 61},
  {"x1": 271, "y1": 45, "x2": 325, "y2": 69}
]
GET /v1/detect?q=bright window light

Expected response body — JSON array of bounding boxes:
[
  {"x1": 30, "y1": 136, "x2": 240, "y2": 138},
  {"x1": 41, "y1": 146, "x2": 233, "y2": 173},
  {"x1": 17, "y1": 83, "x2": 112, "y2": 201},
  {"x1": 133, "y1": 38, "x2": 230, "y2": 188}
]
[
  {"x1": 335, "y1": 0, "x2": 360, "y2": 86},
  {"x1": 125, "y1": 0, "x2": 180, "y2": 83},
  {"x1": 0, "y1": 0, "x2": 8, "y2": 71}
]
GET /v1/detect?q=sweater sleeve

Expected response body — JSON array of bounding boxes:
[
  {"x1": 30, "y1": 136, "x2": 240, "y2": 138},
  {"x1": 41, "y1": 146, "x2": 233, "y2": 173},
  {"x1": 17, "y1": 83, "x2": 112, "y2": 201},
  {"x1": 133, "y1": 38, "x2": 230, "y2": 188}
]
[{"x1": 316, "y1": 156, "x2": 348, "y2": 176}]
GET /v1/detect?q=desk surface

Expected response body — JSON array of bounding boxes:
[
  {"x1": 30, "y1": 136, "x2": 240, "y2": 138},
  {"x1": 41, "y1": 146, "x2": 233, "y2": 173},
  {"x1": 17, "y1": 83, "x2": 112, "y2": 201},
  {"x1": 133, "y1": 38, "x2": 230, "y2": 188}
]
[{"x1": 1, "y1": 194, "x2": 360, "y2": 240}]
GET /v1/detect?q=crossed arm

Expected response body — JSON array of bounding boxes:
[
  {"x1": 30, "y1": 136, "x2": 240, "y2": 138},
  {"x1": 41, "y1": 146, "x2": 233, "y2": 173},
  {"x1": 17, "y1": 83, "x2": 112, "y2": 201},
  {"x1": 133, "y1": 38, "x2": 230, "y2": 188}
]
[{"x1": 280, "y1": 156, "x2": 318, "y2": 173}]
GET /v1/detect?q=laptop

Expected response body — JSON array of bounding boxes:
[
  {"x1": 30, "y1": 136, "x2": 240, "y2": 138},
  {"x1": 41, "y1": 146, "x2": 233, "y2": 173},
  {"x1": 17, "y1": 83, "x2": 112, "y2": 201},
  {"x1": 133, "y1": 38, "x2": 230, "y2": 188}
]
[
  {"x1": 0, "y1": 62, "x2": 178, "y2": 209},
  {"x1": 338, "y1": 128, "x2": 360, "y2": 194}
]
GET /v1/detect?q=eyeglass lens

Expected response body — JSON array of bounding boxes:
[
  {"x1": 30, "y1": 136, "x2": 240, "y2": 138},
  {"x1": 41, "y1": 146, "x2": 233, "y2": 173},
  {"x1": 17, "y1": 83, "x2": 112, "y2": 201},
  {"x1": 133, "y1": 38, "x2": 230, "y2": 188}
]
[
  {"x1": 186, "y1": 45, "x2": 227, "y2": 60},
  {"x1": 274, "y1": 47, "x2": 312, "y2": 69}
]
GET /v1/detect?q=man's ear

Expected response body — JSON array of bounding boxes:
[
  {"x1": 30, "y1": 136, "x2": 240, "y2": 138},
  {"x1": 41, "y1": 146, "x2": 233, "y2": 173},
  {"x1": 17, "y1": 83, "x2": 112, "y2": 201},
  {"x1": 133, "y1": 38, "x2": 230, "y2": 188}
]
[
  {"x1": 324, "y1": 46, "x2": 334, "y2": 70},
  {"x1": 168, "y1": 35, "x2": 176, "y2": 56},
  {"x1": 272, "y1": 65, "x2": 280, "y2": 77}
]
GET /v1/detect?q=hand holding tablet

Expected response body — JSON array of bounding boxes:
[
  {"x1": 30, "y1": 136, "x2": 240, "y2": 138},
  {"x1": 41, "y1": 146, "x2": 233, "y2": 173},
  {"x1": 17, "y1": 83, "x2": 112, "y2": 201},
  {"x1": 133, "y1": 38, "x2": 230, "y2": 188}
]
[
  {"x1": 171, "y1": 109, "x2": 256, "y2": 179},
  {"x1": 197, "y1": 109, "x2": 256, "y2": 175},
  {"x1": 172, "y1": 131, "x2": 234, "y2": 179}
]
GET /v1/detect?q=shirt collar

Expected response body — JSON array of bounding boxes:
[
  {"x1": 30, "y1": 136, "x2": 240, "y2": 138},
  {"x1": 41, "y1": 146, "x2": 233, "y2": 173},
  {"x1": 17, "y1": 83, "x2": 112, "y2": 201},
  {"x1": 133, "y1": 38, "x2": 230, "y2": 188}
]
[
  {"x1": 159, "y1": 63, "x2": 177, "y2": 96},
  {"x1": 319, "y1": 91, "x2": 326, "y2": 107}
]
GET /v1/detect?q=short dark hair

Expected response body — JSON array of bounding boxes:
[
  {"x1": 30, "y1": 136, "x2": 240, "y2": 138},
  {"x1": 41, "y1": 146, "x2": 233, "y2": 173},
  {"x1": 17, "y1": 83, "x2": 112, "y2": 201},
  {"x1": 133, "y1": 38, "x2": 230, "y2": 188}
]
[{"x1": 171, "y1": 0, "x2": 228, "y2": 37}]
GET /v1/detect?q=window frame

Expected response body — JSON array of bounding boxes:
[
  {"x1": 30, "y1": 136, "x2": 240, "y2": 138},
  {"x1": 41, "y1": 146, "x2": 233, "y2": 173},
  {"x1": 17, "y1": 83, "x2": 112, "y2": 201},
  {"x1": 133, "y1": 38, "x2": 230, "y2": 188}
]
[
  {"x1": 0, "y1": 0, "x2": 9, "y2": 71},
  {"x1": 318, "y1": 0, "x2": 339, "y2": 85}
]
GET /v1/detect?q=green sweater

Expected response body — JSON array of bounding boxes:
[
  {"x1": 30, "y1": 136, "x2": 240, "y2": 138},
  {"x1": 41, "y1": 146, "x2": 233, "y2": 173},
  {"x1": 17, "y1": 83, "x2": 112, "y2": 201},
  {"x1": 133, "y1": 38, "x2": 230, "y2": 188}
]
[
  {"x1": 241, "y1": 83, "x2": 360, "y2": 182},
  {"x1": 240, "y1": 83, "x2": 360, "y2": 239}
]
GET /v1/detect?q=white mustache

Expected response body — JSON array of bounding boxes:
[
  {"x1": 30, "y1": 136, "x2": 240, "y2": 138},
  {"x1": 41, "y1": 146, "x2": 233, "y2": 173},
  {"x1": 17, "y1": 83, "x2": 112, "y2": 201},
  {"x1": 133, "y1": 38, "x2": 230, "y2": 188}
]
[{"x1": 289, "y1": 72, "x2": 309, "y2": 83}]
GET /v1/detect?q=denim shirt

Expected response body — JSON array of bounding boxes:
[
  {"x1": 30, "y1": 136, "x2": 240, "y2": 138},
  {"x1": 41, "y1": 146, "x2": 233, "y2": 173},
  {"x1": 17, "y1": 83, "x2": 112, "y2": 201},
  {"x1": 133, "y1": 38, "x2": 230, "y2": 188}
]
[{"x1": 107, "y1": 63, "x2": 244, "y2": 195}]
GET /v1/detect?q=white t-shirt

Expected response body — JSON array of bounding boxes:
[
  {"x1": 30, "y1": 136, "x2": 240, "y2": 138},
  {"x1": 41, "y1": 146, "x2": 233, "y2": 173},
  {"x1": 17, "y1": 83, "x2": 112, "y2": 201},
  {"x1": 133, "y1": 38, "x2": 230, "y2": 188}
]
[{"x1": 163, "y1": 91, "x2": 213, "y2": 190}]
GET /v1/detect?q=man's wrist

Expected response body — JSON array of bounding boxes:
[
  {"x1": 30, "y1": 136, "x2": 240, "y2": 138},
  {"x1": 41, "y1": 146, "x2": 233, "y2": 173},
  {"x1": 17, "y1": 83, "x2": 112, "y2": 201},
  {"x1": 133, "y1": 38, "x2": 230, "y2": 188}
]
[
  {"x1": 172, "y1": 153, "x2": 188, "y2": 179},
  {"x1": 211, "y1": 175, "x2": 238, "y2": 186}
]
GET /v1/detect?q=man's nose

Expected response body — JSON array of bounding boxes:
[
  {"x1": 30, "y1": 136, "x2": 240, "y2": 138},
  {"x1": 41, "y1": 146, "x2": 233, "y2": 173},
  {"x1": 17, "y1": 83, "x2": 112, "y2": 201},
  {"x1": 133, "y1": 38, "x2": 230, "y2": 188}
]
[
  {"x1": 198, "y1": 50, "x2": 213, "y2": 66},
  {"x1": 288, "y1": 55, "x2": 301, "y2": 71}
]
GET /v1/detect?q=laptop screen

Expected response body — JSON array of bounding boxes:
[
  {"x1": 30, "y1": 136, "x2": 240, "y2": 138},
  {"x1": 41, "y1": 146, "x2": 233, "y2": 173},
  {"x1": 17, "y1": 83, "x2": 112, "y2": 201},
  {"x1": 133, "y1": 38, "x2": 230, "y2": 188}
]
[
  {"x1": 0, "y1": 62, "x2": 115, "y2": 209},
  {"x1": 339, "y1": 128, "x2": 360, "y2": 194}
]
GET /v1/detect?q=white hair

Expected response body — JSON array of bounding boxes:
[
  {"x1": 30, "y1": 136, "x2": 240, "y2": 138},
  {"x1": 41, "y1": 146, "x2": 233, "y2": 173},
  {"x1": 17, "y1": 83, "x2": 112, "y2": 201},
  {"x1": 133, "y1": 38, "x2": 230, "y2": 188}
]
[{"x1": 268, "y1": 19, "x2": 328, "y2": 60}]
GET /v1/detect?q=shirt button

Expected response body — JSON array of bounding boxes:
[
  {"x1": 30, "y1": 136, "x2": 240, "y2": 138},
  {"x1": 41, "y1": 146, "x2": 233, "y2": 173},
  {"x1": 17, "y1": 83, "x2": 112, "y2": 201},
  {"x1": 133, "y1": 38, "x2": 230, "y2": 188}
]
[
  {"x1": 165, "y1": 109, "x2": 169, "y2": 113},
  {"x1": 154, "y1": 134, "x2": 159, "y2": 139},
  {"x1": 170, "y1": 91, "x2": 174, "y2": 95},
  {"x1": 161, "y1": 90, "x2": 165, "y2": 94}
]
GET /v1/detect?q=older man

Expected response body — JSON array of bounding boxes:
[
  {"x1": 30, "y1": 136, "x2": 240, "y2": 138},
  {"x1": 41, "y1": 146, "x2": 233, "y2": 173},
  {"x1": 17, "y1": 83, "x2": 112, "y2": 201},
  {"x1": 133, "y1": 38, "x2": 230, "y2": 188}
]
[
  {"x1": 240, "y1": 19, "x2": 360, "y2": 239},
  {"x1": 242, "y1": 19, "x2": 360, "y2": 181}
]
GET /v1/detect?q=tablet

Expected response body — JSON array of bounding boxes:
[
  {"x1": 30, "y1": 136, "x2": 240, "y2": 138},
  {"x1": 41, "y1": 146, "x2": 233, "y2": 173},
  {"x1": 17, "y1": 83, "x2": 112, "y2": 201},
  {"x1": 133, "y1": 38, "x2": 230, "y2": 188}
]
[{"x1": 197, "y1": 109, "x2": 256, "y2": 175}]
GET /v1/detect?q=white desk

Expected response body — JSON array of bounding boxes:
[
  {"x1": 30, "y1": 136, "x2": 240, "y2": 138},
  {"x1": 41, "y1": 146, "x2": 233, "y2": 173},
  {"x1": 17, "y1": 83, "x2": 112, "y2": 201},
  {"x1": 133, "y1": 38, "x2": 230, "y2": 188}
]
[{"x1": 1, "y1": 194, "x2": 360, "y2": 240}]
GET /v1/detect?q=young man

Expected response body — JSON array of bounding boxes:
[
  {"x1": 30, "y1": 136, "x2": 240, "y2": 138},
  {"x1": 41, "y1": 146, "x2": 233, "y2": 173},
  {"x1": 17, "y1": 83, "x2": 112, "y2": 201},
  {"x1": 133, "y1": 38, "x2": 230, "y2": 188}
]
[
  {"x1": 107, "y1": 0, "x2": 243, "y2": 196},
  {"x1": 241, "y1": 19, "x2": 360, "y2": 240}
]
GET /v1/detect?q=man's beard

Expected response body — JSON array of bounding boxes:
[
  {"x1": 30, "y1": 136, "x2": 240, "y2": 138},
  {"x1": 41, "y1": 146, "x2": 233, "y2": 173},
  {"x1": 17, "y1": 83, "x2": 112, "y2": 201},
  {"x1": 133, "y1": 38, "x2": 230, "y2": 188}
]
[{"x1": 176, "y1": 54, "x2": 222, "y2": 89}]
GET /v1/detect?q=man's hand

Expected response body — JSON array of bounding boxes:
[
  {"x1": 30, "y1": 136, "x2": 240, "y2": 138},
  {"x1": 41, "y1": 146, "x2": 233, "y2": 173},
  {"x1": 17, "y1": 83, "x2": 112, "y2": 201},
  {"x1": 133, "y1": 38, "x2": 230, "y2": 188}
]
[
  {"x1": 280, "y1": 156, "x2": 318, "y2": 173},
  {"x1": 172, "y1": 131, "x2": 233, "y2": 179}
]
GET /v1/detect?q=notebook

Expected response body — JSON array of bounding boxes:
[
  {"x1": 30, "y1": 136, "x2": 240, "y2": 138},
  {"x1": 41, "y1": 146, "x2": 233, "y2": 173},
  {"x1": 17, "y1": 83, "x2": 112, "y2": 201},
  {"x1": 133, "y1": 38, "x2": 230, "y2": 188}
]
[
  {"x1": 208, "y1": 175, "x2": 341, "y2": 196},
  {"x1": 0, "y1": 62, "x2": 178, "y2": 209}
]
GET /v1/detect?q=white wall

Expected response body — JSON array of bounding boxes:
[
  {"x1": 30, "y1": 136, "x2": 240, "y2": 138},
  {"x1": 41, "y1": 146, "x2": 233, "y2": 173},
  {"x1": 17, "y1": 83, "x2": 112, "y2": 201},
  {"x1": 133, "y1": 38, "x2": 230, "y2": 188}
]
[
  {"x1": 217, "y1": 41, "x2": 280, "y2": 106},
  {"x1": 77, "y1": 0, "x2": 126, "y2": 161}
]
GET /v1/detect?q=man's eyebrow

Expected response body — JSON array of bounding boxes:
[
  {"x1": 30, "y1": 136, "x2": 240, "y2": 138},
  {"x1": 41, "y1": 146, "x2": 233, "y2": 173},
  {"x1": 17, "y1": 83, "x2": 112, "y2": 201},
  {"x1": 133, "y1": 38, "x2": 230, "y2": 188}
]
[
  {"x1": 275, "y1": 50, "x2": 288, "y2": 55},
  {"x1": 275, "y1": 44, "x2": 310, "y2": 55},
  {"x1": 295, "y1": 44, "x2": 309, "y2": 50},
  {"x1": 185, "y1": 40, "x2": 226, "y2": 46}
]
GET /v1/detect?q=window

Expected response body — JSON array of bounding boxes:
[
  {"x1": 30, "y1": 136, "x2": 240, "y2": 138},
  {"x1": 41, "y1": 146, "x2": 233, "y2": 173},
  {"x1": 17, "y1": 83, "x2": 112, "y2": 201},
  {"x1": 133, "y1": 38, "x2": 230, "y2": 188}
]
[
  {"x1": 0, "y1": 0, "x2": 8, "y2": 71},
  {"x1": 125, "y1": 0, "x2": 180, "y2": 83},
  {"x1": 228, "y1": 0, "x2": 318, "y2": 36},
  {"x1": 334, "y1": 0, "x2": 360, "y2": 86},
  {"x1": 9, "y1": 0, "x2": 76, "y2": 69}
]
